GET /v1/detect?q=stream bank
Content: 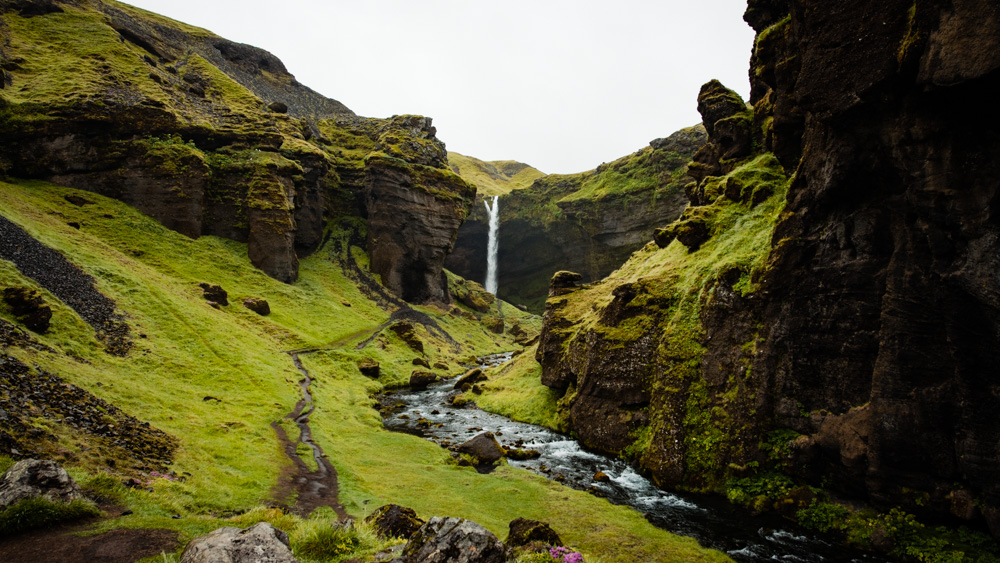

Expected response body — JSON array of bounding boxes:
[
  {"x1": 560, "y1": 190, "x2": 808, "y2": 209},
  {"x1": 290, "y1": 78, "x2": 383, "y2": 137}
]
[{"x1": 379, "y1": 353, "x2": 883, "y2": 563}]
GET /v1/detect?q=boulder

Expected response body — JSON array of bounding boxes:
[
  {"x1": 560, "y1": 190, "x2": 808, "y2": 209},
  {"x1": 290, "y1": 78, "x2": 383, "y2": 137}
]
[
  {"x1": 412, "y1": 357, "x2": 430, "y2": 368},
  {"x1": 549, "y1": 271, "x2": 582, "y2": 297},
  {"x1": 453, "y1": 368, "x2": 486, "y2": 391},
  {"x1": 267, "y1": 101, "x2": 288, "y2": 114},
  {"x1": 398, "y1": 517, "x2": 505, "y2": 563},
  {"x1": 358, "y1": 358, "x2": 380, "y2": 378},
  {"x1": 242, "y1": 297, "x2": 270, "y2": 316},
  {"x1": 180, "y1": 522, "x2": 298, "y2": 563},
  {"x1": 0, "y1": 459, "x2": 84, "y2": 507},
  {"x1": 2, "y1": 287, "x2": 52, "y2": 333},
  {"x1": 506, "y1": 449, "x2": 541, "y2": 461},
  {"x1": 456, "y1": 432, "x2": 505, "y2": 466},
  {"x1": 198, "y1": 283, "x2": 229, "y2": 306},
  {"x1": 506, "y1": 517, "x2": 562, "y2": 548},
  {"x1": 365, "y1": 504, "x2": 425, "y2": 539},
  {"x1": 390, "y1": 322, "x2": 424, "y2": 354},
  {"x1": 409, "y1": 370, "x2": 439, "y2": 389}
]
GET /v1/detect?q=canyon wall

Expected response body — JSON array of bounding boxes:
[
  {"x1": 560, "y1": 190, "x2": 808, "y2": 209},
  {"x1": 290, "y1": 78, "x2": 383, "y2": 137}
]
[
  {"x1": 0, "y1": 0, "x2": 472, "y2": 300},
  {"x1": 538, "y1": 0, "x2": 1000, "y2": 536}
]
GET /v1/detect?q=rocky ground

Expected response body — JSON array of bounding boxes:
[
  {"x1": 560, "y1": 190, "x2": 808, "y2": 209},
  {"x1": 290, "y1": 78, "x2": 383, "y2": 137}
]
[{"x1": 0, "y1": 215, "x2": 132, "y2": 355}]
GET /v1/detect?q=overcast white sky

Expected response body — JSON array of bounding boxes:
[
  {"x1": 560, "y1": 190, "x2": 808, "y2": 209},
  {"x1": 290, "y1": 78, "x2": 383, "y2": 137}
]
[{"x1": 123, "y1": 1, "x2": 754, "y2": 174}]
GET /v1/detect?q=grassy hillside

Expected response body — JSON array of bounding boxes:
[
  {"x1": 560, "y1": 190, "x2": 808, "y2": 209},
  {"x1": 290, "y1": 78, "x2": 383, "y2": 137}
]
[
  {"x1": 447, "y1": 152, "x2": 545, "y2": 196},
  {"x1": 0, "y1": 180, "x2": 728, "y2": 562}
]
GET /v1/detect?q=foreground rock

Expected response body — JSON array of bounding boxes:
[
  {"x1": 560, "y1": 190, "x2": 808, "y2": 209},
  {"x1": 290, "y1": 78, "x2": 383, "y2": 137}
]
[
  {"x1": 0, "y1": 459, "x2": 83, "y2": 507},
  {"x1": 366, "y1": 504, "x2": 425, "y2": 539},
  {"x1": 506, "y1": 517, "x2": 562, "y2": 548},
  {"x1": 394, "y1": 517, "x2": 505, "y2": 563},
  {"x1": 456, "y1": 432, "x2": 505, "y2": 466},
  {"x1": 409, "y1": 370, "x2": 439, "y2": 389},
  {"x1": 242, "y1": 297, "x2": 270, "y2": 316},
  {"x1": 180, "y1": 523, "x2": 298, "y2": 563}
]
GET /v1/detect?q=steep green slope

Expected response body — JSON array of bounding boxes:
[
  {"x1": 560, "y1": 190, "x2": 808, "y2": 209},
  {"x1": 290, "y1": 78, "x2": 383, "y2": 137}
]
[
  {"x1": 447, "y1": 152, "x2": 544, "y2": 197},
  {"x1": 0, "y1": 173, "x2": 727, "y2": 561}
]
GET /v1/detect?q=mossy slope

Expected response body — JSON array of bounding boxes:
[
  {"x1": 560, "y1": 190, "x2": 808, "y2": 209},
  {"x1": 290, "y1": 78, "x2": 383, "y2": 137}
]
[{"x1": 0, "y1": 180, "x2": 728, "y2": 562}]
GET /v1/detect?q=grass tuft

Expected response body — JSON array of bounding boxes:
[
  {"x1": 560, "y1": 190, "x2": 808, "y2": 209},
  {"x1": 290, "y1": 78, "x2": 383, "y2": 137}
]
[{"x1": 0, "y1": 497, "x2": 102, "y2": 536}]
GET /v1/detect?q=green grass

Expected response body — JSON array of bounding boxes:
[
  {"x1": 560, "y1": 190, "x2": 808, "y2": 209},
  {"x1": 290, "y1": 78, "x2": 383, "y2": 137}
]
[
  {"x1": 475, "y1": 346, "x2": 568, "y2": 432},
  {"x1": 447, "y1": 152, "x2": 545, "y2": 197},
  {"x1": 0, "y1": 179, "x2": 728, "y2": 561},
  {"x1": 0, "y1": 497, "x2": 102, "y2": 536}
]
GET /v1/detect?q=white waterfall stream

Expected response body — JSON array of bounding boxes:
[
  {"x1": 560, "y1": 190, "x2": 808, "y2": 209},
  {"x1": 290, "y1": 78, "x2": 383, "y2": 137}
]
[{"x1": 484, "y1": 196, "x2": 499, "y2": 295}]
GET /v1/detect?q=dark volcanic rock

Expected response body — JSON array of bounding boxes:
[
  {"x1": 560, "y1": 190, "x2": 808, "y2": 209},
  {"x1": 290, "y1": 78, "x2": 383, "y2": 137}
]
[
  {"x1": 748, "y1": 0, "x2": 1000, "y2": 527},
  {"x1": 180, "y1": 523, "x2": 298, "y2": 563},
  {"x1": 198, "y1": 283, "x2": 229, "y2": 306},
  {"x1": 390, "y1": 321, "x2": 424, "y2": 354},
  {"x1": 0, "y1": 459, "x2": 83, "y2": 507},
  {"x1": 453, "y1": 368, "x2": 485, "y2": 391},
  {"x1": 242, "y1": 297, "x2": 270, "y2": 315},
  {"x1": 357, "y1": 358, "x2": 380, "y2": 378},
  {"x1": 2, "y1": 287, "x2": 52, "y2": 333},
  {"x1": 397, "y1": 517, "x2": 505, "y2": 563},
  {"x1": 456, "y1": 432, "x2": 505, "y2": 466},
  {"x1": 365, "y1": 148, "x2": 475, "y2": 304},
  {"x1": 0, "y1": 355, "x2": 176, "y2": 468},
  {"x1": 538, "y1": 0, "x2": 1000, "y2": 537},
  {"x1": 409, "y1": 370, "x2": 439, "y2": 389},
  {"x1": 0, "y1": 215, "x2": 131, "y2": 354},
  {"x1": 365, "y1": 504, "x2": 425, "y2": 540},
  {"x1": 506, "y1": 517, "x2": 562, "y2": 548}
]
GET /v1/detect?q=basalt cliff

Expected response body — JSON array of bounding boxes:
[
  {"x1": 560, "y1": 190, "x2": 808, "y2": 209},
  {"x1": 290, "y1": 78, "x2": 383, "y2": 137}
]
[
  {"x1": 537, "y1": 0, "x2": 1000, "y2": 544},
  {"x1": 0, "y1": 0, "x2": 472, "y2": 301}
]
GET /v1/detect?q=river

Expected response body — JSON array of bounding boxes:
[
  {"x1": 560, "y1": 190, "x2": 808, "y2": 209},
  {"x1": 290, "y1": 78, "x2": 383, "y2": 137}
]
[{"x1": 380, "y1": 352, "x2": 885, "y2": 562}]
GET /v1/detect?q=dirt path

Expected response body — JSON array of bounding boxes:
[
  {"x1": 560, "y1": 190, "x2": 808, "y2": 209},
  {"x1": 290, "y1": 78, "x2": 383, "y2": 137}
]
[
  {"x1": 271, "y1": 353, "x2": 349, "y2": 520},
  {"x1": 0, "y1": 513, "x2": 178, "y2": 563}
]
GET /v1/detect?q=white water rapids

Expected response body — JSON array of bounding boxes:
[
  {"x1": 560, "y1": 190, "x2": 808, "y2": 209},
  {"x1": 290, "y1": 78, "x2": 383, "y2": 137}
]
[{"x1": 484, "y1": 196, "x2": 499, "y2": 295}]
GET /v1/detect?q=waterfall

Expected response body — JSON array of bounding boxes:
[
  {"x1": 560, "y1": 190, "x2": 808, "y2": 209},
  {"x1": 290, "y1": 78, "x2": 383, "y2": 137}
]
[{"x1": 484, "y1": 196, "x2": 499, "y2": 295}]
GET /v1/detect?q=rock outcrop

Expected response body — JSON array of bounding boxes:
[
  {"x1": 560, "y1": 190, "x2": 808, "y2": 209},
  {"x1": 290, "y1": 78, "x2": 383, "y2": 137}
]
[
  {"x1": 748, "y1": 0, "x2": 1000, "y2": 531},
  {"x1": 180, "y1": 523, "x2": 299, "y2": 563},
  {"x1": 365, "y1": 117, "x2": 475, "y2": 304},
  {"x1": 537, "y1": 0, "x2": 1000, "y2": 538},
  {"x1": 0, "y1": 3, "x2": 473, "y2": 296},
  {"x1": 505, "y1": 517, "x2": 562, "y2": 548},
  {"x1": 445, "y1": 127, "x2": 705, "y2": 312},
  {"x1": 2, "y1": 287, "x2": 51, "y2": 333},
  {"x1": 0, "y1": 459, "x2": 83, "y2": 507},
  {"x1": 366, "y1": 504, "x2": 425, "y2": 540},
  {"x1": 395, "y1": 517, "x2": 506, "y2": 563}
]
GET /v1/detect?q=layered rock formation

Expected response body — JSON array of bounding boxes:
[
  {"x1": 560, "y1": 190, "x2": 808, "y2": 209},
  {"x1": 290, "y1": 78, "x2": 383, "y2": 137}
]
[
  {"x1": 365, "y1": 117, "x2": 474, "y2": 304},
  {"x1": 750, "y1": 0, "x2": 1000, "y2": 531},
  {"x1": 538, "y1": 0, "x2": 1000, "y2": 537},
  {"x1": 446, "y1": 127, "x2": 705, "y2": 311},
  {"x1": 0, "y1": 0, "x2": 473, "y2": 298}
]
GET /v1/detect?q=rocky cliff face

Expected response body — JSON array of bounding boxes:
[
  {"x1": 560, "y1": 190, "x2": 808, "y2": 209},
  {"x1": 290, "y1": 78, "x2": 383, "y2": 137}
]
[
  {"x1": 537, "y1": 0, "x2": 1000, "y2": 538},
  {"x1": 0, "y1": 0, "x2": 473, "y2": 295},
  {"x1": 365, "y1": 116, "x2": 474, "y2": 304},
  {"x1": 750, "y1": 0, "x2": 1000, "y2": 532},
  {"x1": 446, "y1": 127, "x2": 705, "y2": 311}
]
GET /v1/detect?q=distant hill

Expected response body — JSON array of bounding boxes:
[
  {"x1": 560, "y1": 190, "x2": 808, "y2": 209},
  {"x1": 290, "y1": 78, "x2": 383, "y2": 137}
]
[{"x1": 447, "y1": 152, "x2": 545, "y2": 197}]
